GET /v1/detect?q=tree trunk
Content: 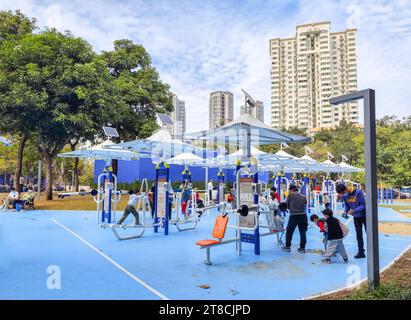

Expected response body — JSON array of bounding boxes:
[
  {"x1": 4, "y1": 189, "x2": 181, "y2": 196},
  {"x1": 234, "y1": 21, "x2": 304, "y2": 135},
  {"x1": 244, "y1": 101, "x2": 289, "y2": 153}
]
[
  {"x1": 44, "y1": 153, "x2": 53, "y2": 200},
  {"x1": 74, "y1": 157, "x2": 79, "y2": 191},
  {"x1": 14, "y1": 133, "x2": 28, "y2": 192},
  {"x1": 69, "y1": 141, "x2": 80, "y2": 192},
  {"x1": 112, "y1": 159, "x2": 118, "y2": 176}
]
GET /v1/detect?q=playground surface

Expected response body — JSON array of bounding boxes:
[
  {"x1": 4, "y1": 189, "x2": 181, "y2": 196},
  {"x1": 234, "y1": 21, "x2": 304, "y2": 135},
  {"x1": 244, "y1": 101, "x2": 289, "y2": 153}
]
[{"x1": 0, "y1": 206, "x2": 410, "y2": 300}]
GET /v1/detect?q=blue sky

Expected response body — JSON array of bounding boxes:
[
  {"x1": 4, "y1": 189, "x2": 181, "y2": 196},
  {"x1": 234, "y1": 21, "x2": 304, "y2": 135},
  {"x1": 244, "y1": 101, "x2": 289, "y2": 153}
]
[{"x1": 2, "y1": 0, "x2": 411, "y2": 131}]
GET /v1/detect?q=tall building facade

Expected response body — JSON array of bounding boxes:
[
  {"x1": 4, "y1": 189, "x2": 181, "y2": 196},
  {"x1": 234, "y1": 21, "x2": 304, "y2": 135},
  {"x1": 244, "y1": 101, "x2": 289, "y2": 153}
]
[
  {"x1": 209, "y1": 91, "x2": 234, "y2": 129},
  {"x1": 270, "y1": 21, "x2": 359, "y2": 131},
  {"x1": 240, "y1": 100, "x2": 264, "y2": 122},
  {"x1": 171, "y1": 94, "x2": 186, "y2": 139}
]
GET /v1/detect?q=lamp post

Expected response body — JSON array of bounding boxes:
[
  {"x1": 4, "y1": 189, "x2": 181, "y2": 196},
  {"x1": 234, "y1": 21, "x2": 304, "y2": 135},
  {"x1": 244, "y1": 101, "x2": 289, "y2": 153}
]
[{"x1": 330, "y1": 89, "x2": 379, "y2": 289}]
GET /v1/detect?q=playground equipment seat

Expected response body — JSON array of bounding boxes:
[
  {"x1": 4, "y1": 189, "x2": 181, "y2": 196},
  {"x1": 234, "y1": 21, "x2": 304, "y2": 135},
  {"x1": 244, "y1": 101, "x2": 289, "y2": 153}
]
[{"x1": 196, "y1": 214, "x2": 231, "y2": 264}]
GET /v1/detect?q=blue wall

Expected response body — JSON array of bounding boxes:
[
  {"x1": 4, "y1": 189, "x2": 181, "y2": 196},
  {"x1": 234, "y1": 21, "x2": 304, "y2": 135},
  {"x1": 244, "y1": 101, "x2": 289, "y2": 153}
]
[{"x1": 94, "y1": 158, "x2": 241, "y2": 184}]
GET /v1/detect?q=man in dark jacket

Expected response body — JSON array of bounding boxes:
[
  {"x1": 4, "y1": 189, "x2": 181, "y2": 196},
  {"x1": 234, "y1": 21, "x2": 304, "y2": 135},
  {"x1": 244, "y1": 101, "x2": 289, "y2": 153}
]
[
  {"x1": 282, "y1": 185, "x2": 308, "y2": 253},
  {"x1": 336, "y1": 183, "x2": 366, "y2": 259}
]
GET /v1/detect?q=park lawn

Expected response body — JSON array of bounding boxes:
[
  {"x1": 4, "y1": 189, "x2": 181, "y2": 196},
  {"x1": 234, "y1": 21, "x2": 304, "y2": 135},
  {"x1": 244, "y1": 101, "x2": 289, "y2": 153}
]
[
  {"x1": 316, "y1": 246, "x2": 411, "y2": 300},
  {"x1": 34, "y1": 192, "x2": 129, "y2": 211},
  {"x1": 316, "y1": 220, "x2": 411, "y2": 300}
]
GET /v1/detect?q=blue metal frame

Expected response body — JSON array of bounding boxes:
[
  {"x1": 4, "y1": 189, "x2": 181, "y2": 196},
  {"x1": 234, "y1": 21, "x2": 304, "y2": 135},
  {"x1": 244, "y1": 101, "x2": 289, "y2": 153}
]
[
  {"x1": 101, "y1": 165, "x2": 114, "y2": 224},
  {"x1": 154, "y1": 162, "x2": 170, "y2": 235}
]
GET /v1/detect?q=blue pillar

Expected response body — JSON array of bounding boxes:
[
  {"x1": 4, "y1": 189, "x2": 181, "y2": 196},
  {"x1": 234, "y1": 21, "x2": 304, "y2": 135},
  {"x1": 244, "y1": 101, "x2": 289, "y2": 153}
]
[
  {"x1": 100, "y1": 170, "x2": 107, "y2": 223},
  {"x1": 253, "y1": 169, "x2": 260, "y2": 255},
  {"x1": 107, "y1": 166, "x2": 113, "y2": 223},
  {"x1": 154, "y1": 162, "x2": 170, "y2": 235},
  {"x1": 277, "y1": 172, "x2": 282, "y2": 202}
]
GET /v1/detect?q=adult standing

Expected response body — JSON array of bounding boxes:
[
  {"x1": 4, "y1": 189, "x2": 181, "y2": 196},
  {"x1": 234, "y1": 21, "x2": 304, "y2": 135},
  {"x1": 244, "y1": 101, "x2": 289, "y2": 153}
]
[
  {"x1": 207, "y1": 180, "x2": 214, "y2": 202},
  {"x1": 19, "y1": 175, "x2": 25, "y2": 192},
  {"x1": 336, "y1": 183, "x2": 366, "y2": 259},
  {"x1": 282, "y1": 185, "x2": 308, "y2": 253}
]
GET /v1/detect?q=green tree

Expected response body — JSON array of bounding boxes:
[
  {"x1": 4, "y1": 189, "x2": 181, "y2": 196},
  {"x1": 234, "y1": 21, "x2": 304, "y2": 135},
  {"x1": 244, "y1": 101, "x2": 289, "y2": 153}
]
[
  {"x1": 0, "y1": 10, "x2": 38, "y2": 191},
  {"x1": 100, "y1": 39, "x2": 173, "y2": 173},
  {"x1": 0, "y1": 9, "x2": 37, "y2": 40},
  {"x1": 260, "y1": 126, "x2": 309, "y2": 157},
  {"x1": 1, "y1": 29, "x2": 116, "y2": 200}
]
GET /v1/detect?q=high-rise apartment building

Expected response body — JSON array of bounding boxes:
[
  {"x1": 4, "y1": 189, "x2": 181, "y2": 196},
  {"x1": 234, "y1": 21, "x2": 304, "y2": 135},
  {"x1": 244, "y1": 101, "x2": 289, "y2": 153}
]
[
  {"x1": 270, "y1": 21, "x2": 359, "y2": 131},
  {"x1": 209, "y1": 91, "x2": 234, "y2": 129},
  {"x1": 171, "y1": 94, "x2": 186, "y2": 139},
  {"x1": 240, "y1": 100, "x2": 264, "y2": 122}
]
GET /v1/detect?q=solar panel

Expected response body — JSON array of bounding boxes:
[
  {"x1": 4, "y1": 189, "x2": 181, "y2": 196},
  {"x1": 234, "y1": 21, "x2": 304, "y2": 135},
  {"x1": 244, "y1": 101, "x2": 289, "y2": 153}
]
[
  {"x1": 304, "y1": 146, "x2": 314, "y2": 154},
  {"x1": 103, "y1": 126, "x2": 119, "y2": 138},
  {"x1": 156, "y1": 113, "x2": 174, "y2": 126}
]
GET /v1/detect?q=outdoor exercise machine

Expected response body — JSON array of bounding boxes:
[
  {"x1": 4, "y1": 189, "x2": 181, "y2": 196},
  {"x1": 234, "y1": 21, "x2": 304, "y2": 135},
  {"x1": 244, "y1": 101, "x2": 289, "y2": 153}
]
[
  {"x1": 195, "y1": 163, "x2": 286, "y2": 265},
  {"x1": 273, "y1": 172, "x2": 289, "y2": 202},
  {"x1": 94, "y1": 164, "x2": 122, "y2": 225}
]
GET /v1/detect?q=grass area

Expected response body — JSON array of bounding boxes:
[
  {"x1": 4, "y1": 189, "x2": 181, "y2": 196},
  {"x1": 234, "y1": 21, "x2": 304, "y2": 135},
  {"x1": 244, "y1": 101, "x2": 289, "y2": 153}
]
[
  {"x1": 44, "y1": 193, "x2": 129, "y2": 211},
  {"x1": 9, "y1": 191, "x2": 208, "y2": 211},
  {"x1": 16, "y1": 192, "x2": 130, "y2": 211},
  {"x1": 379, "y1": 222, "x2": 411, "y2": 236},
  {"x1": 316, "y1": 241, "x2": 411, "y2": 300},
  {"x1": 347, "y1": 284, "x2": 411, "y2": 300}
]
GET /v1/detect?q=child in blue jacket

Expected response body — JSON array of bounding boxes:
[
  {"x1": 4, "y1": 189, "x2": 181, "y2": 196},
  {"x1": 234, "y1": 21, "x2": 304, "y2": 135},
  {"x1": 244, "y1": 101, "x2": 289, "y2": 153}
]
[{"x1": 336, "y1": 184, "x2": 366, "y2": 259}]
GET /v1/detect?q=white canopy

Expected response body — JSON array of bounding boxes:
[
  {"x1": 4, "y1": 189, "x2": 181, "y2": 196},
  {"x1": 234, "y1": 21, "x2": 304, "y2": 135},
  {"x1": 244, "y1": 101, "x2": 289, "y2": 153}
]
[
  {"x1": 109, "y1": 128, "x2": 206, "y2": 157},
  {"x1": 163, "y1": 152, "x2": 208, "y2": 166},
  {"x1": 300, "y1": 154, "x2": 317, "y2": 162},
  {"x1": 229, "y1": 146, "x2": 266, "y2": 156},
  {"x1": 58, "y1": 140, "x2": 141, "y2": 163},
  {"x1": 185, "y1": 113, "x2": 311, "y2": 149},
  {"x1": 338, "y1": 161, "x2": 364, "y2": 173},
  {"x1": 275, "y1": 150, "x2": 298, "y2": 159},
  {"x1": 0, "y1": 136, "x2": 11, "y2": 147}
]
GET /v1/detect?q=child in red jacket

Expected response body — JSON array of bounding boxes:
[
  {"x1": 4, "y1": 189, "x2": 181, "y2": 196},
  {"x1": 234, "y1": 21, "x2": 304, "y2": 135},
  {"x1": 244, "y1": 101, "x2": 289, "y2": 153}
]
[{"x1": 310, "y1": 213, "x2": 328, "y2": 250}]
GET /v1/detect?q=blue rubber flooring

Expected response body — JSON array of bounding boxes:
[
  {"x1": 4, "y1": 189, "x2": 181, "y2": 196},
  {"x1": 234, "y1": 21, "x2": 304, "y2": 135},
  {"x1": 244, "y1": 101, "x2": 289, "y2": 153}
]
[{"x1": 0, "y1": 206, "x2": 410, "y2": 300}]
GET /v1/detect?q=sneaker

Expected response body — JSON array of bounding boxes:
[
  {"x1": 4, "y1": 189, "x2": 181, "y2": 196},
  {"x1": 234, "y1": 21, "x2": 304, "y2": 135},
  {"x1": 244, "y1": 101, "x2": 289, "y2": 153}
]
[
  {"x1": 297, "y1": 247, "x2": 306, "y2": 253},
  {"x1": 321, "y1": 258, "x2": 331, "y2": 263},
  {"x1": 354, "y1": 252, "x2": 366, "y2": 259},
  {"x1": 343, "y1": 257, "x2": 349, "y2": 263},
  {"x1": 281, "y1": 246, "x2": 291, "y2": 252}
]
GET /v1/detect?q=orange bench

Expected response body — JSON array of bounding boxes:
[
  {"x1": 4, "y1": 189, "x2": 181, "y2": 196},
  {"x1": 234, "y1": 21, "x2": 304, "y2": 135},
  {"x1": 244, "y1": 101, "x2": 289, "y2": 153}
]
[{"x1": 196, "y1": 214, "x2": 238, "y2": 265}]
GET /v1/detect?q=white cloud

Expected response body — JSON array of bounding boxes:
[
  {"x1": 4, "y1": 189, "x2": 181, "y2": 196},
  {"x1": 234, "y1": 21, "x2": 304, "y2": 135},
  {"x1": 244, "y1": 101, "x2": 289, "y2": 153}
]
[{"x1": 2, "y1": 0, "x2": 411, "y2": 131}]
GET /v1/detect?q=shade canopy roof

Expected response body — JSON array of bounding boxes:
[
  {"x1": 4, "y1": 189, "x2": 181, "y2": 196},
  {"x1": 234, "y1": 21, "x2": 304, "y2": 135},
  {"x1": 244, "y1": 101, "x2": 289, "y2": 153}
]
[
  {"x1": 109, "y1": 128, "x2": 206, "y2": 156},
  {"x1": 0, "y1": 136, "x2": 11, "y2": 147},
  {"x1": 163, "y1": 152, "x2": 208, "y2": 166},
  {"x1": 185, "y1": 113, "x2": 311, "y2": 146},
  {"x1": 58, "y1": 140, "x2": 141, "y2": 162},
  {"x1": 300, "y1": 154, "x2": 317, "y2": 162},
  {"x1": 338, "y1": 161, "x2": 364, "y2": 173},
  {"x1": 229, "y1": 146, "x2": 266, "y2": 156}
]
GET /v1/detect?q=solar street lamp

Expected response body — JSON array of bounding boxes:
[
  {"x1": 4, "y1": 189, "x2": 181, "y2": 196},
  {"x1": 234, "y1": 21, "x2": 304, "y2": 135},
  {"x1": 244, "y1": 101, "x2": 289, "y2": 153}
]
[{"x1": 330, "y1": 89, "x2": 380, "y2": 290}]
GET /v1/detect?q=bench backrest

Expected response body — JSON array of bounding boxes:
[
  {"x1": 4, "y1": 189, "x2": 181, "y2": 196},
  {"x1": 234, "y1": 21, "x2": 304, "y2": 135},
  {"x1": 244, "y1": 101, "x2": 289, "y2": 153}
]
[{"x1": 212, "y1": 215, "x2": 229, "y2": 240}]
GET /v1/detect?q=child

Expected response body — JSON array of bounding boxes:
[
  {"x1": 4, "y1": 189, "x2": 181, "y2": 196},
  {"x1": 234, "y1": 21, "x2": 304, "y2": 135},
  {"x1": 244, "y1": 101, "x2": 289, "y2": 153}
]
[
  {"x1": 181, "y1": 186, "x2": 192, "y2": 219},
  {"x1": 227, "y1": 191, "x2": 235, "y2": 209},
  {"x1": 117, "y1": 188, "x2": 141, "y2": 225},
  {"x1": 320, "y1": 208, "x2": 349, "y2": 263},
  {"x1": 194, "y1": 190, "x2": 204, "y2": 208},
  {"x1": 310, "y1": 214, "x2": 328, "y2": 251}
]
